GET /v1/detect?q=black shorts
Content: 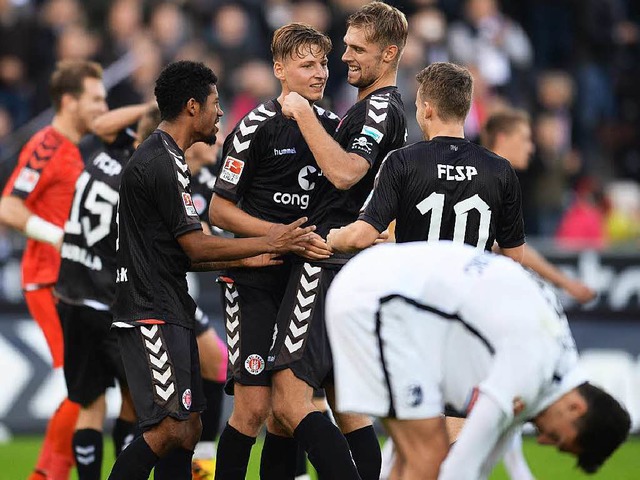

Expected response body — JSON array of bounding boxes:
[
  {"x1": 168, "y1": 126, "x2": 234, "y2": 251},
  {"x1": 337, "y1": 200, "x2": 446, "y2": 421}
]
[
  {"x1": 267, "y1": 262, "x2": 338, "y2": 389},
  {"x1": 117, "y1": 323, "x2": 205, "y2": 431},
  {"x1": 59, "y1": 301, "x2": 127, "y2": 406},
  {"x1": 219, "y1": 264, "x2": 290, "y2": 394}
]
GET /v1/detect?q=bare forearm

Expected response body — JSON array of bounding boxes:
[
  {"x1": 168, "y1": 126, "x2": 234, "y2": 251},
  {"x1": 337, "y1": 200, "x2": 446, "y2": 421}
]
[
  {"x1": 296, "y1": 108, "x2": 365, "y2": 190},
  {"x1": 522, "y1": 244, "x2": 566, "y2": 286},
  {"x1": 92, "y1": 103, "x2": 152, "y2": 143},
  {"x1": 328, "y1": 220, "x2": 380, "y2": 253},
  {"x1": 189, "y1": 260, "x2": 244, "y2": 271},
  {"x1": 188, "y1": 235, "x2": 272, "y2": 263},
  {"x1": 210, "y1": 196, "x2": 275, "y2": 237},
  {"x1": 0, "y1": 195, "x2": 32, "y2": 232}
]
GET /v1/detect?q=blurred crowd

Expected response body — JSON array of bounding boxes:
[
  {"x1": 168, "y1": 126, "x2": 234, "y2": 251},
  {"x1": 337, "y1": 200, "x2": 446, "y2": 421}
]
[{"x1": 1, "y1": 0, "x2": 640, "y2": 246}]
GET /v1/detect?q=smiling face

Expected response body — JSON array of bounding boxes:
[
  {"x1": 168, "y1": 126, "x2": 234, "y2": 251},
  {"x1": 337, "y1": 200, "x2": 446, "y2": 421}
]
[
  {"x1": 276, "y1": 43, "x2": 328, "y2": 102},
  {"x1": 71, "y1": 76, "x2": 108, "y2": 135},
  {"x1": 193, "y1": 84, "x2": 223, "y2": 146},
  {"x1": 342, "y1": 26, "x2": 386, "y2": 89}
]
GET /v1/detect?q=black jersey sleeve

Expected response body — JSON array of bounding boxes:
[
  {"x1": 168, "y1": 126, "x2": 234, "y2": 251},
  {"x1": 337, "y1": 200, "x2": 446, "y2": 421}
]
[
  {"x1": 344, "y1": 93, "x2": 400, "y2": 167},
  {"x1": 213, "y1": 105, "x2": 274, "y2": 203},
  {"x1": 151, "y1": 154, "x2": 202, "y2": 238},
  {"x1": 495, "y1": 164, "x2": 525, "y2": 248},
  {"x1": 358, "y1": 151, "x2": 402, "y2": 233}
]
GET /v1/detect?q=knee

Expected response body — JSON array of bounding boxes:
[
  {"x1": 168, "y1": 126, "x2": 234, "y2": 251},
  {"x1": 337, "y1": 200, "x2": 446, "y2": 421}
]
[{"x1": 230, "y1": 404, "x2": 270, "y2": 436}]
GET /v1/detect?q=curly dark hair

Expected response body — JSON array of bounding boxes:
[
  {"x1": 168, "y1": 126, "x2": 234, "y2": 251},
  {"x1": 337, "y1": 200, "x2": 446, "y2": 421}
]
[
  {"x1": 574, "y1": 382, "x2": 631, "y2": 474},
  {"x1": 154, "y1": 61, "x2": 218, "y2": 121}
]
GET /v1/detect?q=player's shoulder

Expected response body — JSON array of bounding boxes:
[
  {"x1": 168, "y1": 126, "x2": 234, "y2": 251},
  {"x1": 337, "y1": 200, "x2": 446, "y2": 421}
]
[
  {"x1": 473, "y1": 144, "x2": 515, "y2": 172},
  {"x1": 231, "y1": 100, "x2": 280, "y2": 136},
  {"x1": 312, "y1": 104, "x2": 340, "y2": 126},
  {"x1": 20, "y1": 126, "x2": 75, "y2": 169}
]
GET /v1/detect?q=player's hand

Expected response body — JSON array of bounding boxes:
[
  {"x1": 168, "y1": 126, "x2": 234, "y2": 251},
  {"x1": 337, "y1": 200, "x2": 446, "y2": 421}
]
[
  {"x1": 240, "y1": 253, "x2": 284, "y2": 268},
  {"x1": 372, "y1": 230, "x2": 390, "y2": 245},
  {"x1": 564, "y1": 279, "x2": 597, "y2": 304},
  {"x1": 281, "y1": 92, "x2": 312, "y2": 121},
  {"x1": 266, "y1": 217, "x2": 315, "y2": 254},
  {"x1": 296, "y1": 232, "x2": 333, "y2": 260}
]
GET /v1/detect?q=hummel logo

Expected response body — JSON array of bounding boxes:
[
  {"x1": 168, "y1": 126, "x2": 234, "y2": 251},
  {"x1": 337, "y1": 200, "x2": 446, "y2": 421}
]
[{"x1": 274, "y1": 147, "x2": 297, "y2": 155}]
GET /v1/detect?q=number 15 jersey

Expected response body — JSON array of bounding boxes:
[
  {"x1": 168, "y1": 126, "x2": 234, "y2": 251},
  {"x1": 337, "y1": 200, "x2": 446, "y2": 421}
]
[{"x1": 360, "y1": 136, "x2": 525, "y2": 250}]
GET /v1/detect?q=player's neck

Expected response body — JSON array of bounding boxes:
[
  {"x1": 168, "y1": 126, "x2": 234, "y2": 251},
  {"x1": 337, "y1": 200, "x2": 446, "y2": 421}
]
[
  {"x1": 357, "y1": 70, "x2": 397, "y2": 102},
  {"x1": 157, "y1": 120, "x2": 191, "y2": 153},
  {"x1": 51, "y1": 114, "x2": 82, "y2": 144},
  {"x1": 425, "y1": 123, "x2": 465, "y2": 141}
]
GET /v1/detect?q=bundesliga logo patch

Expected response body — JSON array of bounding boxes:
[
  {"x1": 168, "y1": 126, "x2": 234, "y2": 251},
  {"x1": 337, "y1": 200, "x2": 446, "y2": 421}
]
[
  {"x1": 182, "y1": 192, "x2": 198, "y2": 216},
  {"x1": 245, "y1": 354, "x2": 265, "y2": 375},
  {"x1": 220, "y1": 156, "x2": 245, "y2": 185},
  {"x1": 14, "y1": 167, "x2": 40, "y2": 193},
  {"x1": 182, "y1": 389, "x2": 192, "y2": 410}
]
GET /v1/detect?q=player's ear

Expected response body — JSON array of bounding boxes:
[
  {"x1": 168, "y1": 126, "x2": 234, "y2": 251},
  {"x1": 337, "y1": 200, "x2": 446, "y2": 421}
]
[
  {"x1": 383, "y1": 44, "x2": 399, "y2": 64},
  {"x1": 186, "y1": 98, "x2": 199, "y2": 117},
  {"x1": 273, "y1": 61, "x2": 285, "y2": 81},
  {"x1": 424, "y1": 101, "x2": 434, "y2": 120},
  {"x1": 60, "y1": 92, "x2": 78, "y2": 112}
]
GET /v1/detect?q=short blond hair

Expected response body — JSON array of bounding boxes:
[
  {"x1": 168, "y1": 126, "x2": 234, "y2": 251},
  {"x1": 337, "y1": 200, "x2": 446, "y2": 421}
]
[
  {"x1": 271, "y1": 23, "x2": 332, "y2": 62},
  {"x1": 416, "y1": 62, "x2": 473, "y2": 123}
]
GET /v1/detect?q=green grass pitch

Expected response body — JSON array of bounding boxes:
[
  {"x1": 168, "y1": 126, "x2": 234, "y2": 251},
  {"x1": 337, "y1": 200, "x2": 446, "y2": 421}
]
[{"x1": 0, "y1": 435, "x2": 637, "y2": 479}]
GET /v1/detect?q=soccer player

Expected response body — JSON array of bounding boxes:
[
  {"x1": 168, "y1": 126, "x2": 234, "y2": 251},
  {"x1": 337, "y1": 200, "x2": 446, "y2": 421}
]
[
  {"x1": 326, "y1": 241, "x2": 631, "y2": 480},
  {"x1": 54, "y1": 102, "x2": 151, "y2": 480},
  {"x1": 326, "y1": 62, "x2": 524, "y2": 263},
  {"x1": 0, "y1": 60, "x2": 107, "y2": 480},
  {"x1": 481, "y1": 109, "x2": 597, "y2": 304},
  {"x1": 106, "y1": 60, "x2": 313, "y2": 480},
  {"x1": 209, "y1": 23, "x2": 337, "y2": 479},
  {"x1": 267, "y1": 3, "x2": 408, "y2": 478}
]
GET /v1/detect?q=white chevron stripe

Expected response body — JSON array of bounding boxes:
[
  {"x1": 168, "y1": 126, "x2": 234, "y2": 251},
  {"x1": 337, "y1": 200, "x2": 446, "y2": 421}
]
[
  {"x1": 228, "y1": 332, "x2": 239, "y2": 348},
  {"x1": 149, "y1": 352, "x2": 168, "y2": 369},
  {"x1": 155, "y1": 383, "x2": 175, "y2": 401},
  {"x1": 228, "y1": 349, "x2": 239, "y2": 364},
  {"x1": 226, "y1": 317, "x2": 239, "y2": 332},
  {"x1": 153, "y1": 367, "x2": 172, "y2": 385},
  {"x1": 226, "y1": 304, "x2": 239, "y2": 316},
  {"x1": 233, "y1": 136, "x2": 251, "y2": 153},
  {"x1": 239, "y1": 120, "x2": 258, "y2": 136},
  {"x1": 369, "y1": 100, "x2": 389, "y2": 110},
  {"x1": 248, "y1": 111, "x2": 266, "y2": 122},
  {"x1": 173, "y1": 157, "x2": 188, "y2": 172},
  {"x1": 76, "y1": 454, "x2": 96, "y2": 465},
  {"x1": 288, "y1": 320, "x2": 308, "y2": 338},
  {"x1": 258, "y1": 105, "x2": 276, "y2": 117},
  {"x1": 300, "y1": 276, "x2": 319, "y2": 291},
  {"x1": 144, "y1": 337, "x2": 162, "y2": 355},
  {"x1": 140, "y1": 325, "x2": 158, "y2": 339},
  {"x1": 285, "y1": 335, "x2": 304, "y2": 353},
  {"x1": 368, "y1": 111, "x2": 387, "y2": 123},
  {"x1": 296, "y1": 290, "x2": 315, "y2": 308},
  {"x1": 314, "y1": 106, "x2": 326, "y2": 115},
  {"x1": 371, "y1": 94, "x2": 390, "y2": 101},
  {"x1": 303, "y1": 263, "x2": 321, "y2": 276},
  {"x1": 176, "y1": 171, "x2": 189, "y2": 189},
  {"x1": 225, "y1": 288, "x2": 238, "y2": 302},
  {"x1": 75, "y1": 445, "x2": 95, "y2": 455},
  {"x1": 293, "y1": 305, "x2": 311, "y2": 322}
]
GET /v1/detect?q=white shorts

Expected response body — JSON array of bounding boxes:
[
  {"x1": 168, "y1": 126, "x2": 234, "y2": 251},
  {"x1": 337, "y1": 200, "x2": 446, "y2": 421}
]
[{"x1": 326, "y1": 283, "x2": 448, "y2": 420}]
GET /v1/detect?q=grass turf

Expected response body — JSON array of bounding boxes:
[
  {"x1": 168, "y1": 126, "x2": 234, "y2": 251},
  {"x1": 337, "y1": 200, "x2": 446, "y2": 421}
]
[{"x1": 0, "y1": 435, "x2": 637, "y2": 479}]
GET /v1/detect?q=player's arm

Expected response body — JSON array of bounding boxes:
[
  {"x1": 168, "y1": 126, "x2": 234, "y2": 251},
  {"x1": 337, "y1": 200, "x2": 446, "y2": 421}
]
[
  {"x1": 91, "y1": 103, "x2": 154, "y2": 144},
  {"x1": 438, "y1": 393, "x2": 509, "y2": 479},
  {"x1": 282, "y1": 92, "x2": 369, "y2": 190},
  {"x1": 497, "y1": 244, "x2": 525, "y2": 264},
  {"x1": 521, "y1": 245, "x2": 596, "y2": 303},
  {"x1": 0, "y1": 195, "x2": 63, "y2": 248},
  {"x1": 178, "y1": 216, "x2": 314, "y2": 265},
  {"x1": 327, "y1": 220, "x2": 382, "y2": 253}
]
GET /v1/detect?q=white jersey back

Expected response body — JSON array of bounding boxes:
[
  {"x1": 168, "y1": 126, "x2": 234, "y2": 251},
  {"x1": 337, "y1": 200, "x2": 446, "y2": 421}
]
[{"x1": 330, "y1": 241, "x2": 584, "y2": 421}]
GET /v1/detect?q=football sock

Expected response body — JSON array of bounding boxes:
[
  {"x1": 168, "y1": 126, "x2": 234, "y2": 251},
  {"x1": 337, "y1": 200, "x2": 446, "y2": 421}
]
[
  {"x1": 73, "y1": 429, "x2": 103, "y2": 480},
  {"x1": 345, "y1": 425, "x2": 381, "y2": 480},
  {"x1": 214, "y1": 423, "x2": 256, "y2": 479},
  {"x1": 200, "y1": 379, "x2": 225, "y2": 445},
  {"x1": 107, "y1": 435, "x2": 158, "y2": 480},
  {"x1": 112, "y1": 418, "x2": 136, "y2": 456},
  {"x1": 43, "y1": 398, "x2": 80, "y2": 480},
  {"x1": 154, "y1": 447, "x2": 194, "y2": 480},
  {"x1": 260, "y1": 431, "x2": 297, "y2": 479},
  {"x1": 295, "y1": 438, "x2": 307, "y2": 476},
  {"x1": 294, "y1": 411, "x2": 361, "y2": 479}
]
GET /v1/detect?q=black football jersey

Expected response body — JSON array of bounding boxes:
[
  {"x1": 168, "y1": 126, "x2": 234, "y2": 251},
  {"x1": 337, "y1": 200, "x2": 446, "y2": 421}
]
[
  {"x1": 192, "y1": 165, "x2": 217, "y2": 223},
  {"x1": 310, "y1": 86, "x2": 406, "y2": 237},
  {"x1": 359, "y1": 136, "x2": 525, "y2": 250},
  {"x1": 214, "y1": 99, "x2": 340, "y2": 224},
  {"x1": 55, "y1": 129, "x2": 135, "y2": 309},
  {"x1": 113, "y1": 130, "x2": 203, "y2": 328}
]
